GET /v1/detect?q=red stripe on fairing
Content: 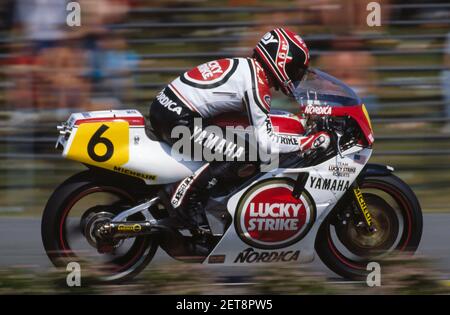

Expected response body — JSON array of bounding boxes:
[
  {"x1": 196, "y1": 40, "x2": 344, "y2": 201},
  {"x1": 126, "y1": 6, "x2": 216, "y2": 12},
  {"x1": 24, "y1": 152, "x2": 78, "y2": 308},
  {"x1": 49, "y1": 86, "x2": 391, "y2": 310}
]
[
  {"x1": 209, "y1": 113, "x2": 304, "y2": 135},
  {"x1": 331, "y1": 105, "x2": 374, "y2": 145},
  {"x1": 270, "y1": 115, "x2": 304, "y2": 135},
  {"x1": 74, "y1": 116, "x2": 145, "y2": 126}
]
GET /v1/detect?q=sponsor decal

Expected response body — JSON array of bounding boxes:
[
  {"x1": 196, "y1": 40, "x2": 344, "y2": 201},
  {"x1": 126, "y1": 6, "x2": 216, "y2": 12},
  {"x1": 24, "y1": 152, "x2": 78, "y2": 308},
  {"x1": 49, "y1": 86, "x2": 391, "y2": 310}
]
[
  {"x1": 208, "y1": 255, "x2": 226, "y2": 264},
  {"x1": 235, "y1": 179, "x2": 315, "y2": 249},
  {"x1": 328, "y1": 162, "x2": 356, "y2": 178},
  {"x1": 68, "y1": 121, "x2": 129, "y2": 168},
  {"x1": 156, "y1": 90, "x2": 182, "y2": 115},
  {"x1": 198, "y1": 61, "x2": 223, "y2": 80},
  {"x1": 113, "y1": 166, "x2": 157, "y2": 181},
  {"x1": 275, "y1": 33, "x2": 290, "y2": 71},
  {"x1": 117, "y1": 223, "x2": 142, "y2": 232},
  {"x1": 271, "y1": 133, "x2": 299, "y2": 146},
  {"x1": 304, "y1": 105, "x2": 332, "y2": 115},
  {"x1": 181, "y1": 59, "x2": 238, "y2": 89},
  {"x1": 171, "y1": 175, "x2": 195, "y2": 207},
  {"x1": 353, "y1": 187, "x2": 373, "y2": 227},
  {"x1": 309, "y1": 176, "x2": 350, "y2": 191},
  {"x1": 261, "y1": 32, "x2": 278, "y2": 45},
  {"x1": 234, "y1": 247, "x2": 300, "y2": 263},
  {"x1": 354, "y1": 154, "x2": 368, "y2": 165},
  {"x1": 191, "y1": 126, "x2": 244, "y2": 159},
  {"x1": 68, "y1": 116, "x2": 76, "y2": 125},
  {"x1": 264, "y1": 117, "x2": 273, "y2": 133},
  {"x1": 264, "y1": 118, "x2": 299, "y2": 145}
]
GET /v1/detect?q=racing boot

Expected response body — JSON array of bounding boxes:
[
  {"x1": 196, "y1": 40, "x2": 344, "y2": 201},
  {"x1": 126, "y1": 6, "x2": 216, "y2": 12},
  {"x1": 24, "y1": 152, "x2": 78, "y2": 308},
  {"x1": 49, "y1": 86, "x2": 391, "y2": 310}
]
[{"x1": 161, "y1": 164, "x2": 213, "y2": 228}]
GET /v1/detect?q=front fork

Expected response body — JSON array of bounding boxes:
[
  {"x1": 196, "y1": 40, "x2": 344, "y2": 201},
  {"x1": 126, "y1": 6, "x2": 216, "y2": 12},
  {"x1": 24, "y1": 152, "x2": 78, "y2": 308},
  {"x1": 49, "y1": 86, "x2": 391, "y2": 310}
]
[
  {"x1": 351, "y1": 184, "x2": 377, "y2": 233},
  {"x1": 332, "y1": 183, "x2": 377, "y2": 233},
  {"x1": 292, "y1": 173, "x2": 376, "y2": 233}
]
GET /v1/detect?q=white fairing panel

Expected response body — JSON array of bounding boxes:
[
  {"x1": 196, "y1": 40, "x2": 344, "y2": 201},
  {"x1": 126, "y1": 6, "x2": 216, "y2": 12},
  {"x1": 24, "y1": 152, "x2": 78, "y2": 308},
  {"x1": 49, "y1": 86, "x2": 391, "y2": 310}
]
[
  {"x1": 59, "y1": 109, "x2": 374, "y2": 267},
  {"x1": 59, "y1": 109, "x2": 204, "y2": 184},
  {"x1": 204, "y1": 146, "x2": 372, "y2": 265},
  {"x1": 121, "y1": 128, "x2": 204, "y2": 184}
]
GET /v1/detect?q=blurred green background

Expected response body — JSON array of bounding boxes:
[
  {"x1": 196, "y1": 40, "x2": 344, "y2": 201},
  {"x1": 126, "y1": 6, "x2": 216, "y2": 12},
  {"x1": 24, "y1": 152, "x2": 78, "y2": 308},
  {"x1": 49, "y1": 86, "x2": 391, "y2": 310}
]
[{"x1": 0, "y1": 0, "x2": 449, "y2": 215}]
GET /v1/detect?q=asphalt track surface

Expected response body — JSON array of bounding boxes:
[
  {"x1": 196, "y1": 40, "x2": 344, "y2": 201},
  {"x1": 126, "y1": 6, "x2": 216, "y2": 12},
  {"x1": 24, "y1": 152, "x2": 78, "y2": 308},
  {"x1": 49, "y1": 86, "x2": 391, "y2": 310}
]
[{"x1": 0, "y1": 214, "x2": 449, "y2": 280}]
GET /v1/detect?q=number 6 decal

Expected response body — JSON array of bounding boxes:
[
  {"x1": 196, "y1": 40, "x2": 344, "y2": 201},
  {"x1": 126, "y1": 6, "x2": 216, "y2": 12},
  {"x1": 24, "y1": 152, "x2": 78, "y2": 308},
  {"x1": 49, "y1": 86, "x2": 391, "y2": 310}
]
[
  {"x1": 87, "y1": 124, "x2": 114, "y2": 162},
  {"x1": 66, "y1": 121, "x2": 129, "y2": 168}
]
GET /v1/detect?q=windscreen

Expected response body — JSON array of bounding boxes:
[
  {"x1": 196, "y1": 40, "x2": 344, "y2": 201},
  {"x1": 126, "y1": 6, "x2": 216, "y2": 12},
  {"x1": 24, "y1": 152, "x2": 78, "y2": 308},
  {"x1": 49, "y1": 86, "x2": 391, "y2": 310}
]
[{"x1": 293, "y1": 68, "x2": 361, "y2": 107}]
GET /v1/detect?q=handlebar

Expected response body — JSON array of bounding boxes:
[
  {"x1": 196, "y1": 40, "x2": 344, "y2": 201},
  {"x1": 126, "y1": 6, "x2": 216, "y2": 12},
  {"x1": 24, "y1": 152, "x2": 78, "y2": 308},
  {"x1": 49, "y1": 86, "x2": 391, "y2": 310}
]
[{"x1": 308, "y1": 115, "x2": 358, "y2": 159}]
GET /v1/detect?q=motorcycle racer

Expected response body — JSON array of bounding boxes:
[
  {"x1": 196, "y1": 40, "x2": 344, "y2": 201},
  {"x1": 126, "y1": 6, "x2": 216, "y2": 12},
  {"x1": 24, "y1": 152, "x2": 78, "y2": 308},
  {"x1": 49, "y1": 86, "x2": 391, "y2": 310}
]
[
  {"x1": 149, "y1": 28, "x2": 331, "y2": 227},
  {"x1": 44, "y1": 32, "x2": 423, "y2": 282}
]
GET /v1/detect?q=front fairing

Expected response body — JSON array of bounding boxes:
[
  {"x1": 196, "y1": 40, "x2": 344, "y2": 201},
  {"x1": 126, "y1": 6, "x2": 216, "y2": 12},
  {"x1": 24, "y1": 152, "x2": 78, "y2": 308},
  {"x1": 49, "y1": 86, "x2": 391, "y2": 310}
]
[
  {"x1": 293, "y1": 68, "x2": 374, "y2": 144},
  {"x1": 294, "y1": 68, "x2": 362, "y2": 106}
]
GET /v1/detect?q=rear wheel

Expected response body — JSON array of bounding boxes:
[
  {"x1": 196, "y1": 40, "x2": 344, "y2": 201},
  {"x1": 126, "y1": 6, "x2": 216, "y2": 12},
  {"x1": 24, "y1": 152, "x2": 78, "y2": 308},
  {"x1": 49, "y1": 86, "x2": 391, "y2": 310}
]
[
  {"x1": 315, "y1": 174, "x2": 423, "y2": 280},
  {"x1": 41, "y1": 171, "x2": 159, "y2": 283}
]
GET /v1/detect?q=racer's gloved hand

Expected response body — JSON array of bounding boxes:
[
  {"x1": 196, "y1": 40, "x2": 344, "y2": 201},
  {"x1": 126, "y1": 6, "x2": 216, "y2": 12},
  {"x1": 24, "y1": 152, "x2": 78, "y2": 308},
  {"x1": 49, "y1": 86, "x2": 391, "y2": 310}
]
[{"x1": 299, "y1": 131, "x2": 331, "y2": 154}]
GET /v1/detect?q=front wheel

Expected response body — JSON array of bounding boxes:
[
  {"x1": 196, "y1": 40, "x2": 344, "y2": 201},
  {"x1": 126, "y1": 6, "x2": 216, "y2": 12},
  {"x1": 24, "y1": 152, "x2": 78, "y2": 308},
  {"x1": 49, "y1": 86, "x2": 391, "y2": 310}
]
[
  {"x1": 315, "y1": 174, "x2": 423, "y2": 280},
  {"x1": 41, "y1": 171, "x2": 159, "y2": 283}
]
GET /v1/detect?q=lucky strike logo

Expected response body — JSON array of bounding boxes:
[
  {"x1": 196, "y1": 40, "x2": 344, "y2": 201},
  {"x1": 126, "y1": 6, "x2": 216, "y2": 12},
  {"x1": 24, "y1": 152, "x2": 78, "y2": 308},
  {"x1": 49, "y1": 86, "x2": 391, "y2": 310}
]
[
  {"x1": 187, "y1": 60, "x2": 227, "y2": 81},
  {"x1": 246, "y1": 200, "x2": 303, "y2": 235},
  {"x1": 236, "y1": 182, "x2": 314, "y2": 249}
]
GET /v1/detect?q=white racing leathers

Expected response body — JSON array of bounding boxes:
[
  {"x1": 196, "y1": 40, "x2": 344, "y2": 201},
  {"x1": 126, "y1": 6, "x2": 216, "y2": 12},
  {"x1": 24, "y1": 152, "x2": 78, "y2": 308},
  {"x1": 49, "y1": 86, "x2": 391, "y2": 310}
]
[
  {"x1": 161, "y1": 57, "x2": 306, "y2": 212},
  {"x1": 167, "y1": 57, "x2": 303, "y2": 157}
]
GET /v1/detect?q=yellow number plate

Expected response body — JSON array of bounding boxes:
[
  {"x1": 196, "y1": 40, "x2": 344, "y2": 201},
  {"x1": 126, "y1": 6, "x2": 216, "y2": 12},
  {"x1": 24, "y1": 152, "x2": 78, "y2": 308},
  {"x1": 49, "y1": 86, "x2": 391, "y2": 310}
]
[{"x1": 67, "y1": 122, "x2": 129, "y2": 168}]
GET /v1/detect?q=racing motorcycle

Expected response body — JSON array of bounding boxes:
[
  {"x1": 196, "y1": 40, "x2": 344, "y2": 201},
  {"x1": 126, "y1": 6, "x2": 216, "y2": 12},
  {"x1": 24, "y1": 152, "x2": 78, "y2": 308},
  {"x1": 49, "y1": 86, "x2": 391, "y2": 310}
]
[{"x1": 41, "y1": 68, "x2": 422, "y2": 282}]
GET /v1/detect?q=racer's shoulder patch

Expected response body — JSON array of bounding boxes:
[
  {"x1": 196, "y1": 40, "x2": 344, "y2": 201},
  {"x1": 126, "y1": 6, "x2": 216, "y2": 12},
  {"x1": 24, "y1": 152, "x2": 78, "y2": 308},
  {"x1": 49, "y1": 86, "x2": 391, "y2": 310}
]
[{"x1": 181, "y1": 58, "x2": 238, "y2": 88}]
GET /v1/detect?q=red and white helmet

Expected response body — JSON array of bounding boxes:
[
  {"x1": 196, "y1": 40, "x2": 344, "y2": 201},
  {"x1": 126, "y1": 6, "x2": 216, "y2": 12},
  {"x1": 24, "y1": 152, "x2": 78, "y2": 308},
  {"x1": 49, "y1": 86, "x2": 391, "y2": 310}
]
[{"x1": 254, "y1": 28, "x2": 310, "y2": 97}]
